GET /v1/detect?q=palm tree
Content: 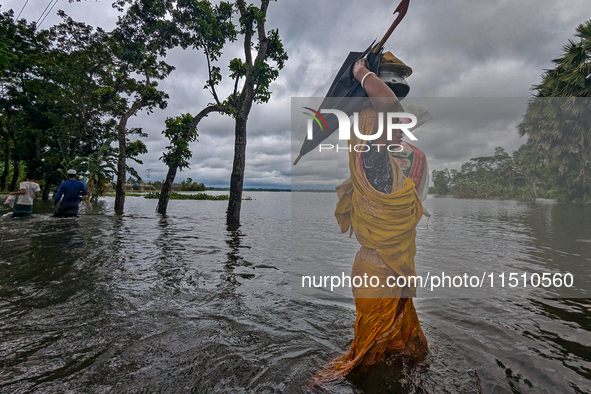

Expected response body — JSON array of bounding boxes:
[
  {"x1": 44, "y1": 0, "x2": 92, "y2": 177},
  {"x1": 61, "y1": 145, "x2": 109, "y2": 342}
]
[
  {"x1": 536, "y1": 20, "x2": 591, "y2": 98},
  {"x1": 519, "y1": 20, "x2": 591, "y2": 186}
]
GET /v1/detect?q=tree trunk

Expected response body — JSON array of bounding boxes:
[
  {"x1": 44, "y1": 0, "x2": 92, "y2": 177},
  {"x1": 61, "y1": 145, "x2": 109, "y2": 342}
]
[
  {"x1": 225, "y1": 0, "x2": 270, "y2": 227},
  {"x1": 114, "y1": 102, "x2": 143, "y2": 214},
  {"x1": 42, "y1": 179, "x2": 52, "y2": 200},
  {"x1": 86, "y1": 180, "x2": 95, "y2": 202},
  {"x1": 227, "y1": 114, "x2": 248, "y2": 228},
  {"x1": 156, "y1": 165, "x2": 178, "y2": 215},
  {"x1": 9, "y1": 160, "x2": 19, "y2": 192},
  {"x1": 0, "y1": 144, "x2": 9, "y2": 191},
  {"x1": 156, "y1": 105, "x2": 223, "y2": 216},
  {"x1": 114, "y1": 122, "x2": 126, "y2": 214},
  {"x1": 528, "y1": 179, "x2": 537, "y2": 199}
]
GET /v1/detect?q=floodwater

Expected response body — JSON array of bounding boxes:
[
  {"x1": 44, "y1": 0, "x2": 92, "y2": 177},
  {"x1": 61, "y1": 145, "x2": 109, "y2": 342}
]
[{"x1": 0, "y1": 193, "x2": 590, "y2": 393}]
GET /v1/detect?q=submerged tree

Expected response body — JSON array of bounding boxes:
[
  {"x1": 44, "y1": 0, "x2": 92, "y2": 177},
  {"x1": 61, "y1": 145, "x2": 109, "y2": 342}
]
[
  {"x1": 149, "y1": 0, "x2": 286, "y2": 221},
  {"x1": 0, "y1": 9, "x2": 53, "y2": 191},
  {"x1": 226, "y1": 0, "x2": 287, "y2": 227},
  {"x1": 155, "y1": 0, "x2": 235, "y2": 215},
  {"x1": 46, "y1": 13, "x2": 117, "y2": 198},
  {"x1": 108, "y1": 2, "x2": 175, "y2": 213},
  {"x1": 0, "y1": 4, "x2": 173, "y2": 204},
  {"x1": 157, "y1": 113, "x2": 197, "y2": 213}
]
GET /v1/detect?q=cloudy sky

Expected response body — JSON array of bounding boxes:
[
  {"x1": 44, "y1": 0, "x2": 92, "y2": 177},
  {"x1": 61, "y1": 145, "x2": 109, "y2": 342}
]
[{"x1": 2, "y1": 0, "x2": 589, "y2": 188}]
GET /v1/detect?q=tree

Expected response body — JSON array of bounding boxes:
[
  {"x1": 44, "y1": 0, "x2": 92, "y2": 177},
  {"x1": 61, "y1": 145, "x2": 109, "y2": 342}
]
[
  {"x1": 107, "y1": 3, "x2": 175, "y2": 213},
  {"x1": 149, "y1": 0, "x2": 286, "y2": 221},
  {"x1": 513, "y1": 143, "x2": 545, "y2": 199},
  {"x1": 179, "y1": 177, "x2": 205, "y2": 191},
  {"x1": 534, "y1": 20, "x2": 591, "y2": 98},
  {"x1": 226, "y1": 0, "x2": 287, "y2": 227},
  {"x1": 157, "y1": 113, "x2": 196, "y2": 213},
  {"x1": 519, "y1": 20, "x2": 591, "y2": 198},
  {"x1": 44, "y1": 13, "x2": 118, "y2": 198},
  {"x1": 1, "y1": 10, "x2": 120, "y2": 200},
  {"x1": 0, "y1": 118, "x2": 12, "y2": 190},
  {"x1": 154, "y1": 0, "x2": 236, "y2": 215},
  {"x1": 432, "y1": 169, "x2": 450, "y2": 195},
  {"x1": 441, "y1": 147, "x2": 527, "y2": 199},
  {"x1": 0, "y1": 9, "x2": 53, "y2": 191},
  {"x1": 110, "y1": 0, "x2": 233, "y2": 215}
]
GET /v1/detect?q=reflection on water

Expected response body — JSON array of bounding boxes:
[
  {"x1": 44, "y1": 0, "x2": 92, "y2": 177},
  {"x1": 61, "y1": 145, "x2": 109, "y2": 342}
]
[{"x1": 0, "y1": 194, "x2": 590, "y2": 393}]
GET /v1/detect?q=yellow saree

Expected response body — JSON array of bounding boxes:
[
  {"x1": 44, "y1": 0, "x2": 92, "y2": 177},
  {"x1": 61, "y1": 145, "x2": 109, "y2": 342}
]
[{"x1": 316, "y1": 108, "x2": 428, "y2": 381}]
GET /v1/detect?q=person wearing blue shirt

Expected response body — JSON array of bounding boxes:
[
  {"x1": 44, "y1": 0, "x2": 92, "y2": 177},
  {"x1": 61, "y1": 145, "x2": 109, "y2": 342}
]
[{"x1": 52, "y1": 169, "x2": 88, "y2": 217}]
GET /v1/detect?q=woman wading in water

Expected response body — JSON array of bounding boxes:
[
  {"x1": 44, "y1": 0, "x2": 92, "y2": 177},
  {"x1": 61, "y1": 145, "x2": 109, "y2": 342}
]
[{"x1": 316, "y1": 52, "x2": 429, "y2": 381}]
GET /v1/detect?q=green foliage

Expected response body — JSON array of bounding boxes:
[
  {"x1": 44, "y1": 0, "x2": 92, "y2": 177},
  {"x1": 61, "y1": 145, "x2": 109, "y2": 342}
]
[
  {"x1": 434, "y1": 143, "x2": 591, "y2": 203},
  {"x1": 518, "y1": 19, "x2": 591, "y2": 203},
  {"x1": 513, "y1": 142, "x2": 545, "y2": 198},
  {"x1": 179, "y1": 177, "x2": 205, "y2": 191},
  {"x1": 173, "y1": 0, "x2": 236, "y2": 56},
  {"x1": 251, "y1": 60, "x2": 278, "y2": 103},
  {"x1": 432, "y1": 169, "x2": 451, "y2": 195},
  {"x1": 250, "y1": 29, "x2": 288, "y2": 104},
  {"x1": 541, "y1": 160, "x2": 591, "y2": 203},
  {"x1": 0, "y1": 41, "x2": 16, "y2": 72},
  {"x1": 433, "y1": 147, "x2": 528, "y2": 199},
  {"x1": 452, "y1": 178, "x2": 527, "y2": 199},
  {"x1": 160, "y1": 113, "x2": 196, "y2": 170},
  {"x1": 264, "y1": 29, "x2": 288, "y2": 69},
  {"x1": 56, "y1": 140, "x2": 86, "y2": 180},
  {"x1": 84, "y1": 138, "x2": 117, "y2": 200},
  {"x1": 533, "y1": 20, "x2": 591, "y2": 98},
  {"x1": 126, "y1": 140, "x2": 148, "y2": 164},
  {"x1": 513, "y1": 143, "x2": 545, "y2": 179},
  {"x1": 519, "y1": 98, "x2": 591, "y2": 179},
  {"x1": 238, "y1": 3, "x2": 266, "y2": 36},
  {"x1": 229, "y1": 58, "x2": 247, "y2": 79},
  {"x1": 0, "y1": 9, "x2": 58, "y2": 186}
]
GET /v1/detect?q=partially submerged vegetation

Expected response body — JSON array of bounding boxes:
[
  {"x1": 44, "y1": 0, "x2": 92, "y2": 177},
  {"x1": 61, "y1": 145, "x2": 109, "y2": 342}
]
[
  {"x1": 105, "y1": 192, "x2": 145, "y2": 197},
  {"x1": 0, "y1": 1, "x2": 284, "y2": 223},
  {"x1": 431, "y1": 21, "x2": 591, "y2": 203},
  {"x1": 431, "y1": 146, "x2": 591, "y2": 203},
  {"x1": 144, "y1": 192, "x2": 230, "y2": 201}
]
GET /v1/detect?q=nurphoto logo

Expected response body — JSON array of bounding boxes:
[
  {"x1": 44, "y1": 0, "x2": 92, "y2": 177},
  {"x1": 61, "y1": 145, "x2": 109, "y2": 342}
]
[{"x1": 302, "y1": 107, "x2": 418, "y2": 153}]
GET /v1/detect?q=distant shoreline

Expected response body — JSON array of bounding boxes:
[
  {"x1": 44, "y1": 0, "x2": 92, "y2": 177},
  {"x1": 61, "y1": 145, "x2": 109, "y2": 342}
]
[
  {"x1": 1, "y1": 188, "x2": 338, "y2": 196},
  {"x1": 207, "y1": 188, "x2": 291, "y2": 192},
  {"x1": 207, "y1": 188, "x2": 335, "y2": 192}
]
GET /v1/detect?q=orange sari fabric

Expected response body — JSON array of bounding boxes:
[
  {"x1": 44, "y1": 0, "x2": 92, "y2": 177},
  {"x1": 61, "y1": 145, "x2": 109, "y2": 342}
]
[{"x1": 316, "y1": 108, "x2": 428, "y2": 382}]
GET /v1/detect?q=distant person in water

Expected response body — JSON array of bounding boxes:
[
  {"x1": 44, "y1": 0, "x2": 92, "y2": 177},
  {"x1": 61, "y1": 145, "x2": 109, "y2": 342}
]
[
  {"x1": 10, "y1": 172, "x2": 41, "y2": 218},
  {"x1": 52, "y1": 169, "x2": 87, "y2": 218}
]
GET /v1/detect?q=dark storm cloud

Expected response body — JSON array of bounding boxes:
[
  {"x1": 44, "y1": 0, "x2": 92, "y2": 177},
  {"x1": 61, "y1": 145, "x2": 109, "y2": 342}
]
[{"x1": 3, "y1": 0, "x2": 588, "y2": 188}]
